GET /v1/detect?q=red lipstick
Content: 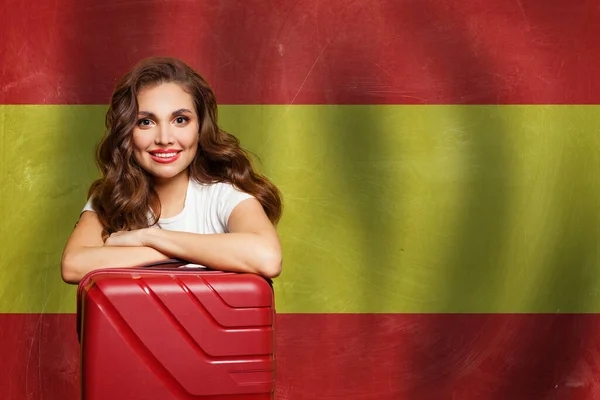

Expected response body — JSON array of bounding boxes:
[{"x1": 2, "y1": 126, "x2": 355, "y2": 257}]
[{"x1": 148, "y1": 149, "x2": 181, "y2": 164}]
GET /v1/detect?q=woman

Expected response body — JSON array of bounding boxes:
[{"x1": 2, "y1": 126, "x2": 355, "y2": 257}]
[{"x1": 61, "y1": 57, "x2": 282, "y2": 284}]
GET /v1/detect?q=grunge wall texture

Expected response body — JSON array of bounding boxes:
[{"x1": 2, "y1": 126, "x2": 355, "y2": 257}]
[{"x1": 2, "y1": 1, "x2": 600, "y2": 399}]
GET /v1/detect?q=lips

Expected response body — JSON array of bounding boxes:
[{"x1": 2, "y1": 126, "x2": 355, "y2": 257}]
[{"x1": 148, "y1": 149, "x2": 182, "y2": 164}]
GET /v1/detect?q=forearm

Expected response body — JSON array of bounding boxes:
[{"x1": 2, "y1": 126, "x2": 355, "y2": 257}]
[
  {"x1": 142, "y1": 229, "x2": 282, "y2": 278},
  {"x1": 61, "y1": 245, "x2": 170, "y2": 284}
]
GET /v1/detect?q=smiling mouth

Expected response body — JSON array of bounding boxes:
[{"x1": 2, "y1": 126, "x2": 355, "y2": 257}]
[
  {"x1": 152, "y1": 152, "x2": 179, "y2": 158},
  {"x1": 149, "y1": 150, "x2": 182, "y2": 163}
]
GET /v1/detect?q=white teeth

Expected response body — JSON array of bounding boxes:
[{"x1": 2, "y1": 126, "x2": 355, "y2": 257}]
[{"x1": 153, "y1": 152, "x2": 177, "y2": 158}]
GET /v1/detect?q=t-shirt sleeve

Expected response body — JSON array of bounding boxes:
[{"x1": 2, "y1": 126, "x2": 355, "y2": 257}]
[
  {"x1": 217, "y1": 184, "x2": 255, "y2": 228},
  {"x1": 82, "y1": 197, "x2": 96, "y2": 213}
]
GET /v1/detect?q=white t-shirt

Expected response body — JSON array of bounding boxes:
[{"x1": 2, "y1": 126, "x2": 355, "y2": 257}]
[{"x1": 83, "y1": 180, "x2": 254, "y2": 234}]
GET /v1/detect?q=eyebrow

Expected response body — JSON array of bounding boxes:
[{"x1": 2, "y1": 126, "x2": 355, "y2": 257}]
[{"x1": 138, "y1": 108, "x2": 194, "y2": 118}]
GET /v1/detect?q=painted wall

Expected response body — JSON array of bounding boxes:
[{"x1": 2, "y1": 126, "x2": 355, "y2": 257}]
[{"x1": 2, "y1": 0, "x2": 600, "y2": 398}]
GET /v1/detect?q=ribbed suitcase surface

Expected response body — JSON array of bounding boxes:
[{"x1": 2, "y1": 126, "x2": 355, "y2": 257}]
[{"x1": 77, "y1": 267, "x2": 275, "y2": 400}]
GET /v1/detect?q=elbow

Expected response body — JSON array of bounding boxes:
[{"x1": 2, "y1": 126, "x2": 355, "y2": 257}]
[
  {"x1": 61, "y1": 252, "x2": 83, "y2": 285},
  {"x1": 261, "y1": 261, "x2": 282, "y2": 279},
  {"x1": 256, "y1": 246, "x2": 282, "y2": 279}
]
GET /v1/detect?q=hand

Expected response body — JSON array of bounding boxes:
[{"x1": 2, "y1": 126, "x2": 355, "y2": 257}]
[{"x1": 104, "y1": 229, "x2": 148, "y2": 247}]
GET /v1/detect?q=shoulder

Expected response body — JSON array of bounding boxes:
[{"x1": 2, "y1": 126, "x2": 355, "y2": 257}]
[
  {"x1": 189, "y1": 180, "x2": 254, "y2": 200},
  {"x1": 188, "y1": 180, "x2": 255, "y2": 228}
]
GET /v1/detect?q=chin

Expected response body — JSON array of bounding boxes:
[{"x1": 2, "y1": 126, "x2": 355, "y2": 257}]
[
  {"x1": 149, "y1": 170, "x2": 186, "y2": 180},
  {"x1": 147, "y1": 165, "x2": 190, "y2": 181}
]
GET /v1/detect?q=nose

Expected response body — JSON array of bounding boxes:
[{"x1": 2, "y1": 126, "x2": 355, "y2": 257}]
[{"x1": 155, "y1": 123, "x2": 174, "y2": 145}]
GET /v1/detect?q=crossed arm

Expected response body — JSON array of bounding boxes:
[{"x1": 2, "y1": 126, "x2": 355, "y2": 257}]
[{"x1": 60, "y1": 198, "x2": 282, "y2": 284}]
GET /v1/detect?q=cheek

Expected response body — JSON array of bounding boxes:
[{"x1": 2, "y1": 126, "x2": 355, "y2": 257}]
[
  {"x1": 182, "y1": 126, "x2": 199, "y2": 149},
  {"x1": 132, "y1": 131, "x2": 151, "y2": 152},
  {"x1": 185, "y1": 139, "x2": 198, "y2": 161},
  {"x1": 131, "y1": 132, "x2": 152, "y2": 165}
]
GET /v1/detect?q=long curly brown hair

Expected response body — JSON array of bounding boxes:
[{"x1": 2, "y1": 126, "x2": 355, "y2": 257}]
[{"x1": 88, "y1": 57, "x2": 282, "y2": 237}]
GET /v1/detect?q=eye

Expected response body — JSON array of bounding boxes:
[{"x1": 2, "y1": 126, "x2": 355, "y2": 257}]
[
  {"x1": 174, "y1": 116, "x2": 189, "y2": 125},
  {"x1": 137, "y1": 118, "x2": 154, "y2": 127}
]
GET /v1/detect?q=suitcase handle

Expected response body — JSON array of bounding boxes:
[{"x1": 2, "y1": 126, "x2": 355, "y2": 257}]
[
  {"x1": 138, "y1": 258, "x2": 213, "y2": 271},
  {"x1": 139, "y1": 258, "x2": 189, "y2": 269},
  {"x1": 137, "y1": 260, "x2": 273, "y2": 287}
]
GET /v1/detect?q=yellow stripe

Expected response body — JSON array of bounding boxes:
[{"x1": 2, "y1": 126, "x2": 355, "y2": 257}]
[{"x1": 2, "y1": 105, "x2": 600, "y2": 313}]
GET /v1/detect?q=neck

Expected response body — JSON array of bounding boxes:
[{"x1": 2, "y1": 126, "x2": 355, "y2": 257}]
[{"x1": 152, "y1": 170, "x2": 190, "y2": 218}]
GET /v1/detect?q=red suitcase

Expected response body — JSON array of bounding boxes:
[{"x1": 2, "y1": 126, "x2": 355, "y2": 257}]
[{"x1": 77, "y1": 262, "x2": 275, "y2": 400}]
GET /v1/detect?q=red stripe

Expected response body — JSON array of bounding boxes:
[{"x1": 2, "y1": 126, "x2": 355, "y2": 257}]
[
  {"x1": 2, "y1": 313, "x2": 600, "y2": 399},
  {"x1": 0, "y1": 314, "x2": 79, "y2": 400},
  {"x1": 2, "y1": 0, "x2": 599, "y2": 105}
]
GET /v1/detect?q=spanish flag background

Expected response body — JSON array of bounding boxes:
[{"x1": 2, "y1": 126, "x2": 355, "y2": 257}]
[{"x1": 2, "y1": 1, "x2": 600, "y2": 399}]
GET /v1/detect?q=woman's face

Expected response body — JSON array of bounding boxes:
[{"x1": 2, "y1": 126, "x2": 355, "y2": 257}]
[{"x1": 132, "y1": 82, "x2": 199, "y2": 183}]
